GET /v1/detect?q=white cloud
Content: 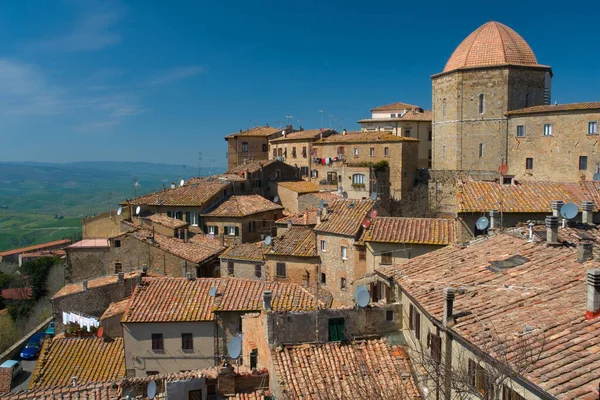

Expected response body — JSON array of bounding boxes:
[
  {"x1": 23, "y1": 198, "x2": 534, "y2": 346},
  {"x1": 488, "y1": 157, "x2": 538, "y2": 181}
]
[{"x1": 143, "y1": 66, "x2": 205, "y2": 87}]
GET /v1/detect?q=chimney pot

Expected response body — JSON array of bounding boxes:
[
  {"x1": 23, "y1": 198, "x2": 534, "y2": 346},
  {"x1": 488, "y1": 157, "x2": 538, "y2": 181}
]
[
  {"x1": 262, "y1": 290, "x2": 273, "y2": 311},
  {"x1": 582, "y1": 201, "x2": 595, "y2": 224},
  {"x1": 545, "y1": 215, "x2": 559, "y2": 244},
  {"x1": 117, "y1": 272, "x2": 124, "y2": 284},
  {"x1": 586, "y1": 268, "x2": 600, "y2": 318},
  {"x1": 82, "y1": 280, "x2": 87, "y2": 291},
  {"x1": 551, "y1": 200, "x2": 564, "y2": 218},
  {"x1": 443, "y1": 287, "x2": 455, "y2": 327},
  {"x1": 579, "y1": 242, "x2": 594, "y2": 263}
]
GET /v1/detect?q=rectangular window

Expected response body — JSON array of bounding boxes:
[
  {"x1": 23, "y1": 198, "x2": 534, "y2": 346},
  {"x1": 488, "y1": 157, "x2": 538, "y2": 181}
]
[
  {"x1": 255, "y1": 264, "x2": 262, "y2": 278},
  {"x1": 430, "y1": 333, "x2": 442, "y2": 363},
  {"x1": 114, "y1": 262, "x2": 122, "y2": 274},
  {"x1": 242, "y1": 142, "x2": 248, "y2": 152},
  {"x1": 146, "y1": 371, "x2": 159, "y2": 376},
  {"x1": 191, "y1": 212, "x2": 199, "y2": 226},
  {"x1": 579, "y1": 156, "x2": 588, "y2": 170},
  {"x1": 414, "y1": 309, "x2": 421, "y2": 340},
  {"x1": 589, "y1": 121, "x2": 598, "y2": 135},
  {"x1": 175, "y1": 211, "x2": 183, "y2": 220},
  {"x1": 337, "y1": 146, "x2": 345, "y2": 155},
  {"x1": 369, "y1": 147, "x2": 375, "y2": 157},
  {"x1": 250, "y1": 349, "x2": 258, "y2": 370},
  {"x1": 166, "y1": 211, "x2": 173, "y2": 218},
  {"x1": 300, "y1": 166, "x2": 309, "y2": 176},
  {"x1": 275, "y1": 170, "x2": 281, "y2": 180},
  {"x1": 352, "y1": 174, "x2": 365, "y2": 185},
  {"x1": 386, "y1": 310, "x2": 394, "y2": 321},
  {"x1": 516, "y1": 125, "x2": 525, "y2": 137},
  {"x1": 321, "y1": 272, "x2": 326, "y2": 284},
  {"x1": 428, "y1": 130, "x2": 432, "y2": 141},
  {"x1": 207, "y1": 225, "x2": 217, "y2": 235},
  {"x1": 185, "y1": 212, "x2": 191, "y2": 223},
  {"x1": 353, "y1": 148, "x2": 359, "y2": 157},
  {"x1": 525, "y1": 157, "x2": 533, "y2": 170},
  {"x1": 181, "y1": 333, "x2": 193, "y2": 350},
  {"x1": 302, "y1": 146, "x2": 307, "y2": 158},
  {"x1": 328, "y1": 318, "x2": 345, "y2": 341},
  {"x1": 340, "y1": 277, "x2": 346, "y2": 289},
  {"x1": 327, "y1": 172, "x2": 337, "y2": 184},
  {"x1": 276, "y1": 262, "x2": 286, "y2": 277},
  {"x1": 405, "y1": 129, "x2": 411, "y2": 137},
  {"x1": 311, "y1": 170, "x2": 319, "y2": 178},
  {"x1": 292, "y1": 147, "x2": 297, "y2": 158},
  {"x1": 262, "y1": 144, "x2": 267, "y2": 152},
  {"x1": 277, "y1": 148, "x2": 282, "y2": 157},
  {"x1": 390, "y1": 113, "x2": 396, "y2": 118},
  {"x1": 227, "y1": 261, "x2": 234, "y2": 275},
  {"x1": 543, "y1": 123, "x2": 552, "y2": 136},
  {"x1": 381, "y1": 252, "x2": 392, "y2": 265},
  {"x1": 272, "y1": 148, "x2": 277, "y2": 158},
  {"x1": 409, "y1": 304, "x2": 414, "y2": 330},
  {"x1": 478, "y1": 143, "x2": 483, "y2": 157},
  {"x1": 384, "y1": 147, "x2": 389, "y2": 157},
  {"x1": 321, "y1": 240, "x2": 326, "y2": 252},
  {"x1": 503, "y1": 385, "x2": 526, "y2": 400},
  {"x1": 151, "y1": 334, "x2": 164, "y2": 351},
  {"x1": 248, "y1": 221, "x2": 256, "y2": 232},
  {"x1": 341, "y1": 246, "x2": 347, "y2": 260},
  {"x1": 358, "y1": 247, "x2": 366, "y2": 261},
  {"x1": 476, "y1": 364, "x2": 494, "y2": 399}
]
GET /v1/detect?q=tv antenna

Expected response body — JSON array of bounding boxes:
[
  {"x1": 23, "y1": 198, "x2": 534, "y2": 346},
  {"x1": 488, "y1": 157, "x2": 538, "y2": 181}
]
[
  {"x1": 318, "y1": 110, "x2": 325, "y2": 128},
  {"x1": 285, "y1": 115, "x2": 294, "y2": 125},
  {"x1": 355, "y1": 285, "x2": 370, "y2": 308}
]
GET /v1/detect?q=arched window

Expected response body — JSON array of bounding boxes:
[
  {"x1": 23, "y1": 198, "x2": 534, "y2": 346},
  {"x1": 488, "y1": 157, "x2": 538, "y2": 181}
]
[
  {"x1": 442, "y1": 99, "x2": 447, "y2": 118},
  {"x1": 241, "y1": 142, "x2": 249, "y2": 152},
  {"x1": 352, "y1": 174, "x2": 365, "y2": 185},
  {"x1": 478, "y1": 94, "x2": 485, "y2": 114}
]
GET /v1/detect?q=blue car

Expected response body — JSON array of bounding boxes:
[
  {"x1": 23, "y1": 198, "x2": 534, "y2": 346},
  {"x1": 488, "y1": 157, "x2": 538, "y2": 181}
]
[
  {"x1": 20, "y1": 332, "x2": 46, "y2": 360},
  {"x1": 45, "y1": 321, "x2": 55, "y2": 337}
]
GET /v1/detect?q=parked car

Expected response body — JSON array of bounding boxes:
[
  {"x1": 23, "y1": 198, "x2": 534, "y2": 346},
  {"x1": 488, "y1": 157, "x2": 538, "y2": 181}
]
[
  {"x1": 0, "y1": 360, "x2": 23, "y2": 380},
  {"x1": 19, "y1": 332, "x2": 46, "y2": 360},
  {"x1": 45, "y1": 321, "x2": 55, "y2": 337}
]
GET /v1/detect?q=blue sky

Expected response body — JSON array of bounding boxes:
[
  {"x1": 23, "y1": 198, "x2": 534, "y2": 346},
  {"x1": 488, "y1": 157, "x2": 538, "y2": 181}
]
[{"x1": 1, "y1": 0, "x2": 599, "y2": 168}]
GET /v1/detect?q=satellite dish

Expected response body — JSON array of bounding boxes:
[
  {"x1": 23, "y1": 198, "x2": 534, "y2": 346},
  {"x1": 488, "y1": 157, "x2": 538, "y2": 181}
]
[
  {"x1": 498, "y1": 163, "x2": 509, "y2": 175},
  {"x1": 560, "y1": 202, "x2": 578, "y2": 220},
  {"x1": 117, "y1": 206, "x2": 122, "y2": 216},
  {"x1": 147, "y1": 380, "x2": 157, "y2": 399},
  {"x1": 370, "y1": 209, "x2": 378, "y2": 218},
  {"x1": 361, "y1": 218, "x2": 371, "y2": 229},
  {"x1": 273, "y1": 196, "x2": 280, "y2": 203},
  {"x1": 342, "y1": 192, "x2": 348, "y2": 200},
  {"x1": 319, "y1": 200, "x2": 325, "y2": 209},
  {"x1": 135, "y1": 206, "x2": 141, "y2": 215},
  {"x1": 264, "y1": 236, "x2": 272, "y2": 246},
  {"x1": 180, "y1": 179, "x2": 185, "y2": 187},
  {"x1": 209, "y1": 286, "x2": 217, "y2": 297},
  {"x1": 227, "y1": 336, "x2": 242, "y2": 359},
  {"x1": 370, "y1": 192, "x2": 377, "y2": 201},
  {"x1": 476, "y1": 216, "x2": 489, "y2": 231},
  {"x1": 338, "y1": 187, "x2": 343, "y2": 193},
  {"x1": 96, "y1": 326, "x2": 104, "y2": 338},
  {"x1": 593, "y1": 172, "x2": 600, "y2": 182},
  {"x1": 355, "y1": 285, "x2": 370, "y2": 308}
]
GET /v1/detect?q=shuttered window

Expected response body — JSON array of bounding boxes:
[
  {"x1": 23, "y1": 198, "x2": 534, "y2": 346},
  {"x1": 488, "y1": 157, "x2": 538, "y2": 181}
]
[
  {"x1": 430, "y1": 333, "x2": 442, "y2": 363},
  {"x1": 328, "y1": 318, "x2": 345, "y2": 341}
]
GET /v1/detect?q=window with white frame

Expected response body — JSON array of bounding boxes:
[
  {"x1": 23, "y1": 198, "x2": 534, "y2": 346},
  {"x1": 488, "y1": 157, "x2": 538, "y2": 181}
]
[
  {"x1": 353, "y1": 148, "x2": 359, "y2": 157},
  {"x1": 190, "y1": 212, "x2": 199, "y2": 226},
  {"x1": 543, "y1": 123, "x2": 552, "y2": 136},
  {"x1": 341, "y1": 246, "x2": 347, "y2": 260},
  {"x1": 352, "y1": 174, "x2": 365, "y2": 185},
  {"x1": 589, "y1": 121, "x2": 598, "y2": 135}
]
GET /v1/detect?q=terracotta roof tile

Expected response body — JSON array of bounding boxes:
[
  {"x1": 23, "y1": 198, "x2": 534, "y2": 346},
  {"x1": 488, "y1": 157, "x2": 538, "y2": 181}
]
[
  {"x1": 276, "y1": 209, "x2": 318, "y2": 226},
  {"x1": 377, "y1": 229, "x2": 600, "y2": 399},
  {"x1": 225, "y1": 125, "x2": 281, "y2": 139},
  {"x1": 1, "y1": 287, "x2": 32, "y2": 300},
  {"x1": 276, "y1": 181, "x2": 319, "y2": 194},
  {"x1": 458, "y1": 180, "x2": 600, "y2": 213},
  {"x1": 370, "y1": 101, "x2": 419, "y2": 112},
  {"x1": 315, "y1": 199, "x2": 375, "y2": 237},
  {"x1": 146, "y1": 214, "x2": 188, "y2": 229},
  {"x1": 126, "y1": 181, "x2": 228, "y2": 207},
  {"x1": 228, "y1": 159, "x2": 281, "y2": 175},
  {"x1": 30, "y1": 337, "x2": 125, "y2": 389},
  {"x1": 507, "y1": 102, "x2": 600, "y2": 115},
  {"x1": 186, "y1": 173, "x2": 248, "y2": 184},
  {"x1": 220, "y1": 242, "x2": 268, "y2": 262},
  {"x1": 273, "y1": 339, "x2": 422, "y2": 399},
  {"x1": 443, "y1": 21, "x2": 547, "y2": 73},
  {"x1": 364, "y1": 217, "x2": 456, "y2": 245},
  {"x1": 2, "y1": 381, "x2": 117, "y2": 399},
  {"x1": 270, "y1": 129, "x2": 337, "y2": 142},
  {"x1": 53, "y1": 271, "x2": 141, "y2": 299},
  {"x1": 100, "y1": 298, "x2": 131, "y2": 320},
  {"x1": 314, "y1": 131, "x2": 418, "y2": 144},
  {"x1": 66, "y1": 239, "x2": 109, "y2": 249},
  {"x1": 298, "y1": 192, "x2": 343, "y2": 205},
  {"x1": 123, "y1": 277, "x2": 321, "y2": 323},
  {"x1": 203, "y1": 195, "x2": 283, "y2": 217},
  {"x1": 268, "y1": 227, "x2": 317, "y2": 257},
  {"x1": 0, "y1": 239, "x2": 71, "y2": 257}
]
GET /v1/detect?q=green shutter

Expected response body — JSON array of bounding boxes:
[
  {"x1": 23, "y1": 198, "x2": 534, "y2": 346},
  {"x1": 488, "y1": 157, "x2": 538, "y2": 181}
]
[
  {"x1": 185, "y1": 212, "x2": 191, "y2": 222},
  {"x1": 214, "y1": 226, "x2": 219, "y2": 235},
  {"x1": 224, "y1": 226, "x2": 229, "y2": 235},
  {"x1": 328, "y1": 318, "x2": 345, "y2": 342}
]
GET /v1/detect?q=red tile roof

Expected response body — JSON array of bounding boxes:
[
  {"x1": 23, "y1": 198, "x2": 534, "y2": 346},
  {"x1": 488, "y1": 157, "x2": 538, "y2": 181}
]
[
  {"x1": 377, "y1": 230, "x2": 600, "y2": 399},
  {"x1": 370, "y1": 101, "x2": 419, "y2": 112},
  {"x1": 66, "y1": 239, "x2": 109, "y2": 249},
  {"x1": 507, "y1": 102, "x2": 600, "y2": 115},
  {"x1": 53, "y1": 271, "x2": 141, "y2": 299},
  {"x1": 269, "y1": 129, "x2": 337, "y2": 142},
  {"x1": 123, "y1": 277, "x2": 321, "y2": 323},
  {"x1": 203, "y1": 195, "x2": 283, "y2": 217},
  {"x1": 268, "y1": 227, "x2": 317, "y2": 257},
  {"x1": 363, "y1": 217, "x2": 456, "y2": 245},
  {"x1": 315, "y1": 199, "x2": 375, "y2": 237},
  {"x1": 0, "y1": 239, "x2": 71, "y2": 257},
  {"x1": 313, "y1": 131, "x2": 418, "y2": 144},
  {"x1": 457, "y1": 180, "x2": 600, "y2": 213},
  {"x1": 273, "y1": 339, "x2": 422, "y2": 399},
  {"x1": 146, "y1": 213, "x2": 188, "y2": 229},
  {"x1": 228, "y1": 159, "x2": 283, "y2": 174},
  {"x1": 443, "y1": 21, "x2": 547, "y2": 73},
  {"x1": 125, "y1": 181, "x2": 228, "y2": 207},
  {"x1": 1, "y1": 287, "x2": 32, "y2": 300},
  {"x1": 100, "y1": 298, "x2": 131, "y2": 320},
  {"x1": 220, "y1": 242, "x2": 268, "y2": 262},
  {"x1": 30, "y1": 336, "x2": 125, "y2": 389},
  {"x1": 276, "y1": 181, "x2": 319, "y2": 194},
  {"x1": 275, "y1": 209, "x2": 318, "y2": 227},
  {"x1": 3, "y1": 382, "x2": 118, "y2": 399},
  {"x1": 225, "y1": 125, "x2": 282, "y2": 139}
]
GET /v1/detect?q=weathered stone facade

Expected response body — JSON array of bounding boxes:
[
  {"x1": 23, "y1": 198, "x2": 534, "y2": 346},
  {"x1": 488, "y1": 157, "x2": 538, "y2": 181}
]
[
  {"x1": 263, "y1": 254, "x2": 319, "y2": 286},
  {"x1": 219, "y1": 258, "x2": 265, "y2": 280},
  {"x1": 82, "y1": 211, "x2": 127, "y2": 239},
  {"x1": 203, "y1": 210, "x2": 281, "y2": 246}
]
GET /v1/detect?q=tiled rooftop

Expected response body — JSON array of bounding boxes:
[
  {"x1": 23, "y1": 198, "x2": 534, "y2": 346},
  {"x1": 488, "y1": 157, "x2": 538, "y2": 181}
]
[
  {"x1": 125, "y1": 181, "x2": 228, "y2": 207},
  {"x1": 146, "y1": 214, "x2": 188, "y2": 229},
  {"x1": 100, "y1": 297, "x2": 131, "y2": 320},
  {"x1": 363, "y1": 217, "x2": 456, "y2": 245},
  {"x1": 370, "y1": 101, "x2": 419, "y2": 112},
  {"x1": 220, "y1": 242, "x2": 268, "y2": 262},
  {"x1": 269, "y1": 227, "x2": 317, "y2": 257},
  {"x1": 225, "y1": 125, "x2": 282, "y2": 139},
  {"x1": 228, "y1": 159, "x2": 280, "y2": 174},
  {"x1": 358, "y1": 109, "x2": 432, "y2": 123},
  {"x1": 0, "y1": 239, "x2": 71, "y2": 257},
  {"x1": 1, "y1": 287, "x2": 32, "y2": 300},
  {"x1": 377, "y1": 229, "x2": 600, "y2": 399},
  {"x1": 276, "y1": 181, "x2": 319, "y2": 194},
  {"x1": 203, "y1": 195, "x2": 283, "y2": 217},
  {"x1": 30, "y1": 336, "x2": 125, "y2": 389},
  {"x1": 273, "y1": 338, "x2": 422, "y2": 399},
  {"x1": 2, "y1": 381, "x2": 118, "y2": 399},
  {"x1": 457, "y1": 180, "x2": 600, "y2": 213},
  {"x1": 507, "y1": 102, "x2": 600, "y2": 115},
  {"x1": 315, "y1": 199, "x2": 375, "y2": 237},
  {"x1": 123, "y1": 277, "x2": 321, "y2": 323},
  {"x1": 53, "y1": 271, "x2": 141, "y2": 299},
  {"x1": 269, "y1": 128, "x2": 337, "y2": 142},
  {"x1": 186, "y1": 173, "x2": 248, "y2": 184},
  {"x1": 443, "y1": 21, "x2": 546, "y2": 73},
  {"x1": 66, "y1": 239, "x2": 110, "y2": 249},
  {"x1": 275, "y1": 209, "x2": 318, "y2": 226},
  {"x1": 313, "y1": 131, "x2": 418, "y2": 144}
]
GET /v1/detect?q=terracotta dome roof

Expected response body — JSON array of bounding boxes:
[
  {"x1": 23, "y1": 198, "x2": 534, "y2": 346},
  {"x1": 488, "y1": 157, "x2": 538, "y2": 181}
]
[{"x1": 443, "y1": 21, "x2": 543, "y2": 73}]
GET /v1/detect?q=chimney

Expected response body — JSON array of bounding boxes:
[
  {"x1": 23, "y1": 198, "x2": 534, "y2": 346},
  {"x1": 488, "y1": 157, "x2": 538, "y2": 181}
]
[
  {"x1": 528, "y1": 221, "x2": 535, "y2": 242},
  {"x1": 262, "y1": 290, "x2": 273, "y2": 311},
  {"x1": 217, "y1": 362, "x2": 236, "y2": 397},
  {"x1": 82, "y1": 280, "x2": 87, "y2": 292},
  {"x1": 182, "y1": 261, "x2": 188, "y2": 277},
  {"x1": 117, "y1": 272, "x2": 124, "y2": 284},
  {"x1": 582, "y1": 201, "x2": 594, "y2": 224},
  {"x1": 585, "y1": 269, "x2": 600, "y2": 319},
  {"x1": 443, "y1": 287, "x2": 455, "y2": 327},
  {"x1": 342, "y1": 129, "x2": 347, "y2": 136},
  {"x1": 184, "y1": 229, "x2": 188, "y2": 243},
  {"x1": 545, "y1": 215, "x2": 559, "y2": 244},
  {"x1": 578, "y1": 242, "x2": 594, "y2": 263},
  {"x1": 551, "y1": 200, "x2": 564, "y2": 219},
  {"x1": 316, "y1": 209, "x2": 322, "y2": 225},
  {"x1": 170, "y1": 182, "x2": 176, "y2": 189},
  {"x1": 186, "y1": 272, "x2": 193, "y2": 280},
  {"x1": 489, "y1": 209, "x2": 500, "y2": 230}
]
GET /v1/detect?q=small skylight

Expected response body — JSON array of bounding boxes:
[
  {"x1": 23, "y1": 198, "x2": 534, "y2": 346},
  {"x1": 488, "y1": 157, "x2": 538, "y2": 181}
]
[{"x1": 487, "y1": 255, "x2": 529, "y2": 273}]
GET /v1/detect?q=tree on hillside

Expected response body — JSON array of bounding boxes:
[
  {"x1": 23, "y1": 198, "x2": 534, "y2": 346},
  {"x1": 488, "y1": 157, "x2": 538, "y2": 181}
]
[{"x1": 21, "y1": 256, "x2": 60, "y2": 301}]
